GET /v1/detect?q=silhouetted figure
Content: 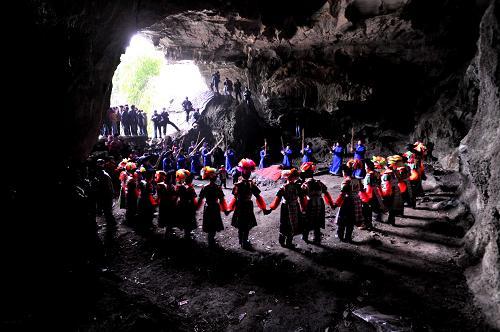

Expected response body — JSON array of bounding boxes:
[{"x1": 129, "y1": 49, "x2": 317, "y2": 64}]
[
  {"x1": 234, "y1": 79, "x2": 242, "y2": 102},
  {"x1": 243, "y1": 87, "x2": 252, "y2": 105},
  {"x1": 182, "y1": 97, "x2": 193, "y2": 122},
  {"x1": 152, "y1": 110, "x2": 162, "y2": 138},
  {"x1": 224, "y1": 78, "x2": 233, "y2": 97},
  {"x1": 211, "y1": 71, "x2": 220, "y2": 94}
]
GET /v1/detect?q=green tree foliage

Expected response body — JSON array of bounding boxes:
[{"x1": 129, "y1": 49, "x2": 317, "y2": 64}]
[{"x1": 111, "y1": 52, "x2": 163, "y2": 111}]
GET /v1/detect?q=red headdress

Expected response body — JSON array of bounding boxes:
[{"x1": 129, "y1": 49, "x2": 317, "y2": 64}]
[
  {"x1": 347, "y1": 158, "x2": 362, "y2": 170},
  {"x1": 176, "y1": 169, "x2": 190, "y2": 183},
  {"x1": 155, "y1": 170, "x2": 166, "y2": 183},
  {"x1": 125, "y1": 162, "x2": 137, "y2": 172},
  {"x1": 201, "y1": 166, "x2": 217, "y2": 180},
  {"x1": 281, "y1": 168, "x2": 300, "y2": 180},
  {"x1": 237, "y1": 158, "x2": 256, "y2": 175},
  {"x1": 300, "y1": 162, "x2": 316, "y2": 173}
]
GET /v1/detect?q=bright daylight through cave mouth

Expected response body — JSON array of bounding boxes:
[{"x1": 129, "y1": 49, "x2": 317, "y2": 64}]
[
  {"x1": 108, "y1": 34, "x2": 208, "y2": 137},
  {"x1": 8, "y1": 1, "x2": 500, "y2": 331}
]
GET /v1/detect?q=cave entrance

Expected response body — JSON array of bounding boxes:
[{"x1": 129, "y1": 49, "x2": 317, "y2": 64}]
[{"x1": 110, "y1": 34, "x2": 209, "y2": 136}]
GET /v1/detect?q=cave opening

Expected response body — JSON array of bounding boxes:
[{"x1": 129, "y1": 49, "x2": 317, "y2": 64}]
[
  {"x1": 109, "y1": 34, "x2": 209, "y2": 137},
  {"x1": 6, "y1": 0, "x2": 500, "y2": 331}
]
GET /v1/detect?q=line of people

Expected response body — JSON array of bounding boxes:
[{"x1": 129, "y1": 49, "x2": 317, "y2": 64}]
[
  {"x1": 90, "y1": 140, "x2": 427, "y2": 250},
  {"x1": 101, "y1": 105, "x2": 149, "y2": 137},
  {"x1": 210, "y1": 70, "x2": 252, "y2": 104}
]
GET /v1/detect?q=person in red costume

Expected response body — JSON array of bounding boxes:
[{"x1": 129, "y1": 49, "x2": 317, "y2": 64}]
[
  {"x1": 225, "y1": 159, "x2": 267, "y2": 249},
  {"x1": 267, "y1": 168, "x2": 304, "y2": 248},
  {"x1": 175, "y1": 169, "x2": 198, "y2": 239},
  {"x1": 197, "y1": 166, "x2": 228, "y2": 248},
  {"x1": 299, "y1": 162, "x2": 335, "y2": 244}
]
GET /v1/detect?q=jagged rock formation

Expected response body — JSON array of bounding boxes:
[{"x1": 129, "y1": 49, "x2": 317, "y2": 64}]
[{"x1": 7, "y1": 0, "x2": 500, "y2": 329}]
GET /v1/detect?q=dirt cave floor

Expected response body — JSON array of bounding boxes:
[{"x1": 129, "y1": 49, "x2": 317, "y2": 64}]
[{"x1": 83, "y1": 173, "x2": 493, "y2": 332}]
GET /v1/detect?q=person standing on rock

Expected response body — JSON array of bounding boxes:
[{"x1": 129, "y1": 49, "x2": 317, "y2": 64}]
[
  {"x1": 152, "y1": 110, "x2": 162, "y2": 138},
  {"x1": 211, "y1": 71, "x2": 220, "y2": 94},
  {"x1": 267, "y1": 168, "x2": 304, "y2": 248},
  {"x1": 161, "y1": 108, "x2": 180, "y2": 133},
  {"x1": 300, "y1": 162, "x2": 335, "y2": 244},
  {"x1": 226, "y1": 159, "x2": 268, "y2": 249},
  {"x1": 223, "y1": 78, "x2": 233, "y2": 97},
  {"x1": 243, "y1": 87, "x2": 252, "y2": 105},
  {"x1": 129, "y1": 105, "x2": 138, "y2": 136},
  {"x1": 281, "y1": 144, "x2": 293, "y2": 169},
  {"x1": 234, "y1": 79, "x2": 242, "y2": 102},
  {"x1": 197, "y1": 166, "x2": 228, "y2": 248},
  {"x1": 329, "y1": 142, "x2": 344, "y2": 176},
  {"x1": 182, "y1": 97, "x2": 193, "y2": 122}
]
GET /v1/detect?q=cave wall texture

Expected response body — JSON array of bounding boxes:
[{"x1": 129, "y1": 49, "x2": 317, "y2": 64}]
[{"x1": 6, "y1": 0, "x2": 499, "y2": 328}]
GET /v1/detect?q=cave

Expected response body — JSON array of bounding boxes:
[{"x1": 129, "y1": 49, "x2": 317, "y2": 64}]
[{"x1": 4, "y1": 0, "x2": 499, "y2": 330}]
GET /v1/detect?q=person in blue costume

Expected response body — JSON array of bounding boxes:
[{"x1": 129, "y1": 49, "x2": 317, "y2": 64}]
[
  {"x1": 353, "y1": 140, "x2": 367, "y2": 179},
  {"x1": 259, "y1": 146, "x2": 267, "y2": 169},
  {"x1": 176, "y1": 148, "x2": 187, "y2": 170},
  {"x1": 190, "y1": 149, "x2": 201, "y2": 176},
  {"x1": 301, "y1": 143, "x2": 313, "y2": 163},
  {"x1": 281, "y1": 144, "x2": 293, "y2": 169},
  {"x1": 329, "y1": 142, "x2": 344, "y2": 176},
  {"x1": 225, "y1": 146, "x2": 236, "y2": 172},
  {"x1": 201, "y1": 142, "x2": 212, "y2": 167}
]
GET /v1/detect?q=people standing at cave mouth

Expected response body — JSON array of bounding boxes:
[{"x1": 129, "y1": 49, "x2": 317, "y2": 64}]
[
  {"x1": 197, "y1": 166, "x2": 228, "y2": 248},
  {"x1": 129, "y1": 105, "x2": 138, "y2": 136},
  {"x1": 353, "y1": 140, "x2": 367, "y2": 179},
  {"x1": 223, "y1": 77, "x2": 233, "y2": 97},
  {"x1": 182, "y1": 97, "x2": 193, "y2": 122},
  {"x1": 224, "y1": 146, "x2": 236, "y2": 172},
  {"x1": 161, "y1": 108, "x2": 180, "y2": 133},
  {"x1": 152, "y1": 110, "x2": 162, "y2": 138},
  {"x1": 329, "y1": 142, "x2": 344, "y2": 176},
  {"x1": 234, "y1": 79, "x2": 242, "y2": 102},
  {"x1": 211, "y1": 70, "x2": 220, "y2": 94},
  {"x1": 301, "y1": 142, "x2": 313, "y2": 163},
  {"x1": 226, "y1": 159, "x2": 267, "y2": 249},
  {"x1": 281, "y1": 144, "x2": 293, "y2": 169}
]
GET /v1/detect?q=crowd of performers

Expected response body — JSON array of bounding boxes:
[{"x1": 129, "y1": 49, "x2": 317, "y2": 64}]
[{"x1": 92, "y1": 134, "x2": 428, "y2": 249}]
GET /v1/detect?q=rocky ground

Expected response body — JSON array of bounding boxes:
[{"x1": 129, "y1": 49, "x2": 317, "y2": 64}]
[{"x1": 76, "y1": 171, "x2": 494, "y2": 331}]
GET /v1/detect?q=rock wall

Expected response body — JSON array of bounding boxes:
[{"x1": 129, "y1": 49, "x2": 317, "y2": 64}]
[{"x1": 460, "y1": 1, "x2": 500, "y2": 328}]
